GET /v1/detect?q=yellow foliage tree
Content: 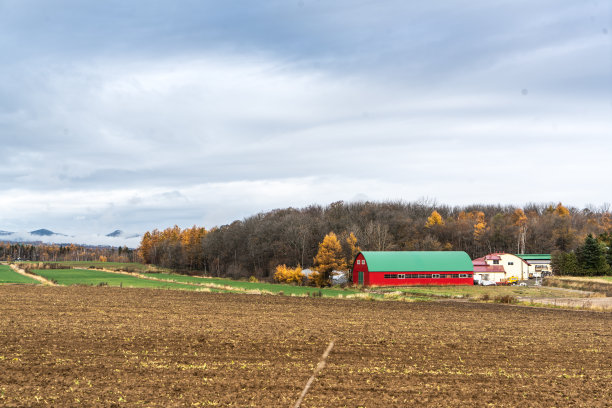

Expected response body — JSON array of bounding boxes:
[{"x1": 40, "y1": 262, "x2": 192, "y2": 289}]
[
  {"x1": 273, "y1": 264, "x2": 304, "y2": 285},
  {"x1": 139, "y1": 231, "x2": 153, "y2": 264},
  {"x1": 473, "y1": 211, "x2": 487, "y2": 241},
  {"x1": 99, "y1": 255, "x2": 108, "y2": 263},
  {"x1": 554, "y1": 203, "x2": 570, "y2": 218},
  {"x1": 346, "y1": 232, "x2": 360, "y2": 262},
  {"x1": 425, "y1": 210, "x2": 445, "y2": 228},
  {"x1": 313, "y1": 232, "x2": 347, "y2": 286},
  {"x1": 512, "y1": 208, "x2": 528, "y2": 254}
]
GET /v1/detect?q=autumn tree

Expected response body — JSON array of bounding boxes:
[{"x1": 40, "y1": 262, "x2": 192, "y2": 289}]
[
  {"x1": 512, "y1": 208, "x2": 528, "y2": 254},
  {"x1": 425, "y1": 210, "x2": 444, "y2": 228},
  {"x1": 472, "y1": 211, "x2": 487, "y2": 241},
  {"x1": 313, "y1": 232, "x2": 347, "y2": 286},
  {"x1": 346, "y1": 232, "x2": 360, "y2": 262}
]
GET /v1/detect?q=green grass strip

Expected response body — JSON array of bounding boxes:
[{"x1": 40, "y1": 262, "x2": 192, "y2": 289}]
[
  {"x1": 33, "y1": 269, "x2": 219, "y2": 291},
  {"x1": 0, "y1": 264, "x2": 40, "y2": 284}
]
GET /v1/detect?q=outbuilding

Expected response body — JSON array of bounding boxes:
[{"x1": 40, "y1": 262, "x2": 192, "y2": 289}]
[
  {"x1": 515, "y1": 254, "x2": 552, "y2": 277},
  {"x1": 352, "y1": 251, "x2": 474, "y2": 286}
]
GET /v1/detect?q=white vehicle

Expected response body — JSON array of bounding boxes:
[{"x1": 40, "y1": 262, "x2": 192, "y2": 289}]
[{"x1": 480, "y1": 280, "x2": 496, "y2": 286}]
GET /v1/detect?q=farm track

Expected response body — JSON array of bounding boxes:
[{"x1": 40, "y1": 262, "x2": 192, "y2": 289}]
[
  {"x1": 9, "y1": 264, "x2": 56, "y2": 286},
  {"x1": 521, "y1": 296, "x2": 612, "y2": 310},
  {"x1": 0, "y1": 286, "x2": 610, "y2": 407}
]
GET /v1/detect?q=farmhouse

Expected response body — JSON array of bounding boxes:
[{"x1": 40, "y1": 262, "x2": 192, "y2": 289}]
[
  {"x1": 472, "y1": 253, "x2": 552, "y2": 283},
  {"x1": 472, "y1": 253, "x2": 526, "y2": 282},
  {"x1": 472, "y1": 256, "x2": 506, "y2": 283},
  {"x1": 352, "y1": 251, "x2": 473, "y2": 286}
]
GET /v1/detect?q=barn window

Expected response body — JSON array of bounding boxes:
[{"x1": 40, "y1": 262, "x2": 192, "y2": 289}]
[
  {"x1": 508, "y1": 262, "x2": 514, "y2": 265},
  {"x1": 459, "y1": 274, "x2": 468, "y2": 278},
  {"x1": 432, "y1": 274, "x2": 440, "y2": 278},
  {"x1": 493, "y1": 260, "x2": 499, "y2": 264},
  {"x1": 451, "y1": 274, "x2": 459, "y2": 278},
  {"x1": 397, "y1": 274, "x2": 405, "y2": 279},
  {"x1": 384, "y1": 274, "x2": 397, "y2": 279}
]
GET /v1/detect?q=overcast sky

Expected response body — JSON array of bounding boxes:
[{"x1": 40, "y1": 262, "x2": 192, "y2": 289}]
[{"x1": 1, "y1": 0, "x2": 611, "y2": 246}]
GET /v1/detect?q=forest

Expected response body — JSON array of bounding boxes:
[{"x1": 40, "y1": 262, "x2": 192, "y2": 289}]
[
  {"x1": 138, "y1": 200, "x2": 612, "y2": 279},
  {"x1": 0, "y1": 242, "x2": 137, "y2": 264}
]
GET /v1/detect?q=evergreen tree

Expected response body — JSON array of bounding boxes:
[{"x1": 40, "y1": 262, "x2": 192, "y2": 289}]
[
  {"x1": 576, "y1": 234, "x2": 610, "y2": 276},
  {"x1": 551, "y1": 251, "x2": 579, "y2": 276}
]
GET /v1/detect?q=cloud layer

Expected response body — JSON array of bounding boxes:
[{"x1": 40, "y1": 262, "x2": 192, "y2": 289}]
[{"x1": 1, "y1": 1, "x2": 610, "y2": 245}]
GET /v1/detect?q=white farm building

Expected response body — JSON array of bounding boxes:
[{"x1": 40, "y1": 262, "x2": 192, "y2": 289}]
[{"x1": 472, "y1": 253, "x2": 551, "y2": 283}]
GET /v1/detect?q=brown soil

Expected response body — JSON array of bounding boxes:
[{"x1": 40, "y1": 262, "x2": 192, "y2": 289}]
[
  {"x1": 524, "y1": 296, "x2": 612, "y2": 310},
  {"x1": 0, "y1": 286, "x2": 610, "y2": 407}
]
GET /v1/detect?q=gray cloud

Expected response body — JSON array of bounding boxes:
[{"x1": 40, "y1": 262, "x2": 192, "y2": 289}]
[{"x1": 0, "y1": 1, "x2": 611, "y2": 243}]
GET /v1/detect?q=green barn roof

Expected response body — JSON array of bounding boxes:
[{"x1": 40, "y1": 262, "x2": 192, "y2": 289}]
[
  {"x1": 515, "y1": 254, "x2": 551, "y2": 261},
  {"x1": 359, "y1": 251, "x2": 473, "y2": 272}
]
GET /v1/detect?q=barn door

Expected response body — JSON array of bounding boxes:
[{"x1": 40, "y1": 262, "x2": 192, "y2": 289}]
[{"x1": 358, "y1": 271, "x2": 364, "y2": 285}]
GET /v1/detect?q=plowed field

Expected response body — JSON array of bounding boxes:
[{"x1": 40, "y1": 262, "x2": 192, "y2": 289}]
[{"x1": 0, "y1": 286, "x2": 610, "y2": 407}]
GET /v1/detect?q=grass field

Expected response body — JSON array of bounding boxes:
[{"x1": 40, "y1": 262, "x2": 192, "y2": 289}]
[
  {"x1": 576, "y1": 276, "x2": 612, "y2": 282},
  {"x1": 19, "y1": 261, "x2": 612, "y2": 305},
  {"x1": 376, "y1": 283, "x2": 593, "y2": 299},
  {"x1": 0, "y1": 264, "x2": 39, "y2": 284},
  {"x1": 142, "y1": 272, "x2": 367, "y2": 297},
  {"x1": 0, "y1": 286, "x2": 609, "y2": 407},
  {"x1": 32, "y1": 269, "x2": 218, "y2": 291}
]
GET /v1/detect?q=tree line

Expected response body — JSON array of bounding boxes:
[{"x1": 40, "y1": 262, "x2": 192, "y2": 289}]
[
  {"x1": 0, "y1": 242, "x2": 137, "y2": 263},
  {"x1": 137, "y1": 200, "x2": 612, "y2": 279}
]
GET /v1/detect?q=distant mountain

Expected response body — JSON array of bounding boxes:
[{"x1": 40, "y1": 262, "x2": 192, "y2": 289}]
[
  {"x1": 106, "y1": 229, "x2": 123, "y2": 237},
  {"x1": 0, "y1": 230, "x2": 13, "y2": 236},
  {"x1": 30, "y1": 229, "x2": 64, "y2": 236},
  {"x1": 106, "y1": 230, "x2": 140, "y2": 239}
]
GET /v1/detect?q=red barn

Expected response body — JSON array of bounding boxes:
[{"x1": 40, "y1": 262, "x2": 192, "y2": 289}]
[{"x1": 352, "y1": 251, "x2": 474, "y2": 286}]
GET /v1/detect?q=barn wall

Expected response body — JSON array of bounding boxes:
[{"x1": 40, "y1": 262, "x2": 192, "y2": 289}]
[{"x1": 367, "y1": 272, "x2": 473, "y2": 286}]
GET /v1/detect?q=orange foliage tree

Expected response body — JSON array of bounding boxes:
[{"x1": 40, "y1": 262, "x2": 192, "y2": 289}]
[{"x1": 313, "y1": 232, "x2": 347, "y2": 286}]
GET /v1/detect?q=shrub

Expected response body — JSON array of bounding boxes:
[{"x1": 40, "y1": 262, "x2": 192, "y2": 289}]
[
  {"x1": 248, "y1": 276, "x2": 259, "y2": 283},
  {"x1": 273, "y1": 265, "x2": 304, "y2": 285},
  {"x1": 494, "y1": 295, "x2": 518, "y2": 304}
]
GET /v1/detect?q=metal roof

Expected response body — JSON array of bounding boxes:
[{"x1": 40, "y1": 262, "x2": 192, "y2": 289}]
[
  {"x1": 472, "y1": 257, "x2": 487, "y2": 266},
  {"x1": 474, "y1": 265, "x2": 505, "y2": 273},
  {"x1": 515, "y1": 254, "x2": 551, "y2": 260},
  {"x1": 359, "y1": 251, "x2": 473, "y2": 272}
]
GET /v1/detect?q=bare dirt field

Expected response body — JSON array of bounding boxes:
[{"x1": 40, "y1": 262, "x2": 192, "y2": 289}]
[
  {"x1": 523, "y1": 296, "x2": 612, "y2": 310},
  {"x1": 0, "y1": 286, "x2": 610, "y2": 407}
]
